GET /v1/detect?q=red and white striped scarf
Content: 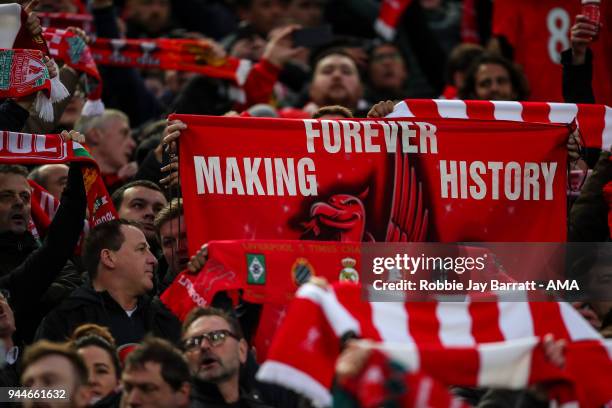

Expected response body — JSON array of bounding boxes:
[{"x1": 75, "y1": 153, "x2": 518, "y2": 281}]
[
  {"x1": 391, "y1": 99, "x2": 612, "y2": 150},
  {"x1": 258, "y1": 283, "x2": 612, "y2": 407},
  {"x1": 374, "y1": 0, "x2": 413, "y2": 40}
]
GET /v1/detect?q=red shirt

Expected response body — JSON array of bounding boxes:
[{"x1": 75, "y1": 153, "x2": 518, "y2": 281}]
[{"x1": 493, "y1": 0, "x2": 612, "y2": 105}]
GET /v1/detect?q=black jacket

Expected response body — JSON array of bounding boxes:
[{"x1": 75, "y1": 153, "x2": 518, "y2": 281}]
[
  {"x1": 92, "y1": 391, "x2": 121, "y2": 408},
  {"x1": 0, "y1": 163, "x2": 85, "y2": 343},
  {"x1": 0, "y1": 99, "x2": 30, "y2": 131},
  {"x1": 561, "y1": 48, "x2": 595, "y2": 105},
  {"x1": 190, "y1": 379, "x2": 274, "y2": 408},
  {"x1": 568, "y1": 151, "x2": 612, "y2": 242},
  {"x1": 35, "y1": 283, "x2": 181, "y2": 346}
]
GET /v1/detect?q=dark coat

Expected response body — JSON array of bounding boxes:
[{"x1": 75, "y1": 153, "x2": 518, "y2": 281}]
[
  {"x1": 568, "y1": 151, "x2": 612, "y2": 242},
  {"x1": 35, "y1": 283, "x2": 181, "y2": 346},
  {"x1": 0, "y1": 163, "x2": 85, "y2": 343},
  {"x1": 0, "y1": 99, "x2": 29, "y2": 131},
  {"x1": 190, "y1": 379, "x2": 274, "y2": 408},
  {"x1": 92, "y1": 391, "x2": 122, "y2": 408},
  {"x1": 561, "y1": 48, "x2": 595, "y2": 105}
]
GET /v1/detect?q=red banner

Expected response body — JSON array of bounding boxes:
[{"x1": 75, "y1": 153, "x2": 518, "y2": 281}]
[
  {"x1": 173, "y1": 115, "x2": 569, "y2": 256},
  {"x1": 0, "y1": 132, "x2": 116, "y2": 227},
  {"x1": 161, "y1": 239, "x2": 361, "y2": 361},
  {"x1": 161, "y1": 240, "x2": 361, "y2": 319}
]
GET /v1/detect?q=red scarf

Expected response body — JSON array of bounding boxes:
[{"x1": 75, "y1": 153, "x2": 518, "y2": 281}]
[
  {"x1": 460, "y1": 0, "x2": 479, "y2": 44},
  {"x1": 258, "y1": 282, "x2": 612, "y2": 407},
  {"x1": 0, "y1": 49, "x2": 51, "y2": 99},
  {"x1": 42, "y1": 27, "x2": 104, "y2": 116},
  {"x1": 90, "y1": 37, "x2": 252, "y2": 85},
  {"x1": 337, "y1": 349, "x2": 470, "y2": 408},
  {"x1": 391, "y1": 99, "x2": 611, "y2": 150},
  {"x1": 0, "y1": 131, "x2": 117, "y2": 227},
  {"x1": 374, "y1": 0, "x2": 413, "y2": 40},
  {"x1": 38, "y1": 12, "x2": 94, "y2": 34},
  {"x1": 0, "y1": 48, "x2": 55, "y2": 121},
  {"x1": 28, "y1": 179, "x2": 90, "y2": 253},
  {"x1": 0, "y1": 3, "x2": 70, "y2": 120}
]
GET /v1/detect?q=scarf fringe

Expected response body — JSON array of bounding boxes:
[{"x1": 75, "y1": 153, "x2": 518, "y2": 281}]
[
  {"x1": 34, "y1": 92, "x2": 54, "y2": 122},
  {"x1": 49, "y1": 61, "x2": 70, "y2": 103},
  {"x1": 82, "y1": 98, "x2": 105, "y2": 117}
]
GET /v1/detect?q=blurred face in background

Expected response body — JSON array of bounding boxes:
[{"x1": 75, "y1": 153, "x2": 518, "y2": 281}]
[
  {"x1": 287, "y1": 0, "x2": 324, "y2": 27},
  {"x1": 78, "y1": 345, "x2": 119, "y2": 405},
  {"x1": 369, "y1": 44, "x2": 407, "y2": 92},
  {"x1": 419, "y1": 0, "x2": 442, "y2": 10},
  {"x1": 310, "y1": 54, "x2": 363, "y2": 110},
  {"x1": 36, "y1": 0, "x2": 77, "y2": 12},
  {"x1": 59, "y1": 93, "x2": 85, "y2": 129},
  {"x1": 474, "y1": 63, "x2": 517, "y2": 101},
  {"x1": 127, "y1": 0, "x2": 171, "y2": 35},
  {"x1": 21, "y1": 354, "x2": 90, "y2": 408},
  {"x1": 34, "y1": 164, "x2": 69, "y2": 200},
  {"x1": 0, "y1": 291, "x2": 15, "y2": 339},
  {"x1": 90, "y1": 116, "x2": 136, "y2": 173},
  {"x1": 230, "y1": 35, "x2": 267, "y2": 62},
  {"x1": 238, "y1": 0, "x2": 286, "y2": 36},
  {"x1": 159, "y1": 215, "x2": 188, "y2": 274}
]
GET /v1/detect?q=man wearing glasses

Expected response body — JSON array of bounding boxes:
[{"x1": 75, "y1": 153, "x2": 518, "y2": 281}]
[{"x1": 181, "y1": 307, "x2": 275, "y2": 408}]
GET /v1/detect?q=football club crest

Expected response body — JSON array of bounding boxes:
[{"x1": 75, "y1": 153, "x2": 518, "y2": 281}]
[
  {"x1": 292, "y1": 257, "x2": 314, "y2": 286},
  {"x1": 339, "y1": 257, "x2": 359, "y2": 282},
  {"x1": 246, "y1": 254, "x2": 266, "y2": 285}
]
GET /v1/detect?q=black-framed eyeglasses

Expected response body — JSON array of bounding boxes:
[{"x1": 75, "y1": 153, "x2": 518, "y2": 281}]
[{"x1": 182, "y1": 330, "x2": 239, "y2": 351}]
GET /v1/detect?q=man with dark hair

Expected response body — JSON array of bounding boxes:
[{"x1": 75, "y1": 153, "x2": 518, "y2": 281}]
[
  {"x1": 0, "y1": 157, "x2": 85, "y2": 344},
  {"x1": 181, "y1": 307, "x2": 273, "y2": 407},
  {"x1": 112, "y1": 180, "x2": 167, "y2": 244},
  {"x1": 28, "y1": 164, "x2": 70, "y2": 200},
  {"x1": 307, "y1": 49, "x2": 365, "y2": 115},
  {"x1": 122, "y1": 337, "x2": 191, "y2": 408},
  {"x1": 458, "y1": 53, "x2": 529, "y2": 101},
  {"x1": 35, "y1": 219, "x2": 181, "y2": 347},
  {"x1": 154, "y1": 198, "x2": 188, "y2": 293},
  {"x1": 366, "y1": 42, "x2": 409, "y2": 104},
  {"x1": 442, "y1": 43, "x2": 484, "y2": 99},
  {"x1": 235, "y1": 0, "x2": 286, "y2": 36},
  {"x1": 124, "y1": 0, "x2": 175, "y2": 38},
  {"x1": 0, "y1": 289, "x2": 19, "y2": 387},
  {"x1": 21, "y1": 340, "x2": 90, "y2": 408},
  {"x1": 312, "y1": 105, "x2": 354, "y2": 119}
]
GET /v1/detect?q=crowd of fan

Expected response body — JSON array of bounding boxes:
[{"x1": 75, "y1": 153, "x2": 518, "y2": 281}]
[{"x1": 0, "y1": 0, "x2": 609, "y2": 407}]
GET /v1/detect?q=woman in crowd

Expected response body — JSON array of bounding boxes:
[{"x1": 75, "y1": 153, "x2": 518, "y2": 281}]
[{"x1": 71, "y1": 324, "x2": 122, "y2": 408}]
